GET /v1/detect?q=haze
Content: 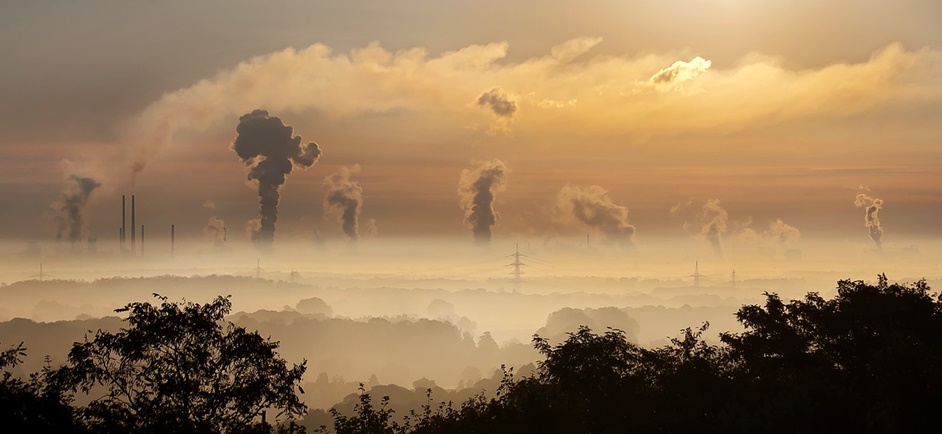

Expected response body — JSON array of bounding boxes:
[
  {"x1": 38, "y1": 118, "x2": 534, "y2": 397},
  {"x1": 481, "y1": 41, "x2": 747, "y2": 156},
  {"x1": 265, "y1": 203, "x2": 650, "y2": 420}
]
[{"x1": 1, "y1": 0, "x2": 940, "y2": 424}]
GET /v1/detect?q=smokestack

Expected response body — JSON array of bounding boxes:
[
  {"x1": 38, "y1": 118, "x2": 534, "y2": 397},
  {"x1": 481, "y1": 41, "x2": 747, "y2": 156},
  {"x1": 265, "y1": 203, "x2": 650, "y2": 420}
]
[
  {"x1": 231, "y1": 109, "x2": 322, "y2": 248},
  {"x1": 171, "y1": 224, "x2": 175, "y2": 257},
  {"x1": 121, "y1": 195, "x2": 126, "y2": 244},
  {"x1": 140, "y1": 225, "x2": 144, "y2": 256},
  {"x1": 131, "y1": 194, "x2": 136, "y2": 254}
]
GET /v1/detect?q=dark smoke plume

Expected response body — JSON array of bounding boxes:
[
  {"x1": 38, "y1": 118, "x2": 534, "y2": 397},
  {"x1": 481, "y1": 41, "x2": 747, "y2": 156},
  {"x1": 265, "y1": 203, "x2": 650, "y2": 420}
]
[
  {"x1": 323, "y1": 165, "x2": 364, "y2": 241},
  {"x1": 476, "y1": 87, "x2": 517, "y2": 118},
  {"x1": 854, "y1": 193, "x2": 884, "y2": 249},
  {"x1": 557, "y1": 185, "x2": 635, "y2": 244},
  {"x1": 231, "y1": 109, "x2": 321, "y2": 247},
  {"x1": 459, "y1": 160, "x2": 508, "y2": 244},
  {"x1": 53, "y1": 175, "x2": 101, "y2": 243},
  {"x1": 699, "y1": 199, "x2": 728, "y2": 256}
]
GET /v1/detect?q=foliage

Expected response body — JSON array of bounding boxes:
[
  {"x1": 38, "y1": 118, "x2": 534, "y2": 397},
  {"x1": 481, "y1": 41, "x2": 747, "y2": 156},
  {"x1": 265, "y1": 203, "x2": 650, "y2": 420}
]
[
  {"x1": 327, "y1": 276, "x2": 942, "y2": 434},
  {"x1": 1, "y1": 341, "x2": 84, "y2": 432},
  {"x1": 57, "y1": 294, "x2": 307, "y2": 434}
]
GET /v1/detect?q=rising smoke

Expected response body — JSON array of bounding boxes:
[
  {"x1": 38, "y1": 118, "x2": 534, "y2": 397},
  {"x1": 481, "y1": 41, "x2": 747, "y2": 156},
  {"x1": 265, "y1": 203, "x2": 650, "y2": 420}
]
[
  {"x1": 698, "y1": 199, "x2": 729, "y2": 256},
  {"x1": 231, "y1": 109, "x2": 322, "y2": 247},
  {"x1": 323, "y1": 165, "x2": 364, "y2": 241},
  {"x1": 458, "y1": 160, "x2": 508, "y2": 244},
  {"x1": 854, "y1": 192, "x2": 884, "y2": 249},
  {"x1": 52, "y1": 175, "x2": 101, "y2": 244},
  {"x1": 476, "y1": 87, "x2": 517, "y2": 118},
  {"x1": 203, "y1": 216, "x2": 227, "y2": 245},
  {"x1": 556, "y1": 185, "x2": 635, "y2": 244}
]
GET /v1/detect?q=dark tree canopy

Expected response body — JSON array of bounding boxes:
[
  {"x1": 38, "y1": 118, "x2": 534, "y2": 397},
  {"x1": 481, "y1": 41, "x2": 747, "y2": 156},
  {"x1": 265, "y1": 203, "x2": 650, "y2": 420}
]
[
  {"x1": 58, "y1": 294, "x2": 307, "y2": 434},
  {"x1": 327, "y1": 276, "x2": 942, "y2": 434}
]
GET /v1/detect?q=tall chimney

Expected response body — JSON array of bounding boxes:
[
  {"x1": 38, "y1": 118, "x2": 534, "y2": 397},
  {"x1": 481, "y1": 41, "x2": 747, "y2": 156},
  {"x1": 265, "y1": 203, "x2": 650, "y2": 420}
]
[
  {"x1": 131, "y1": 194, "x2": 136, "y2": 254},
  {"x1": 171, "y1": 224, "x2": 175, "y2": 257},
  {"x1": 140, "y1": 225, "x2": 144, "y2": 256},
  {"x1": 121, "y1": 195, "x2": 126, "y2": 244}
]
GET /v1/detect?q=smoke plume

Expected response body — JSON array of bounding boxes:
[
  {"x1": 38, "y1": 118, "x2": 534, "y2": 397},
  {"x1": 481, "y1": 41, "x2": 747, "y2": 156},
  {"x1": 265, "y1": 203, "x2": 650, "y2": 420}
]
[
  {"x1": 698, "y1": 199, "x2": 728, "y2": 256},
  {"x1": 854, "y1": 193, "x2": 884, "y2": 249},
  {"x1": 476, "y1": 87, "x2": 517, "y2": 118},
  {"x1": 231, "y1": 109, "x2": 322, "y2": 247},
  {"x1": 766, "y1": 218, "x2": 800, "y2": 244},
  {"x1": 556, "y1": 185, "x2": 635, "y2": 244},
  {"x1": 53, "y1": 175, "x2": 101, "y2": 244},
  {"x1": 459, "y1": 159, "x2": 508, "y2": 244},
  {"x1": 203, "y1": 217, "x2": 227, "y2": 244},
  {"x1": 323, "y1": 165, "x2": 364, "y2": 241}
]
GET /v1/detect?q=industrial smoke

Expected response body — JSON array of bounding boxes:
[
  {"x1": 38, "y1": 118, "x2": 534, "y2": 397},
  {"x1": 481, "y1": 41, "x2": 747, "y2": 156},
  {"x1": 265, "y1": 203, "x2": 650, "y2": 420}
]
[
  {"x1": 231, "y1": 109, "x2": 321, "y2": 247},
  {"x1": 458, "y1": 160, "x2": 508, "y2": 244}
]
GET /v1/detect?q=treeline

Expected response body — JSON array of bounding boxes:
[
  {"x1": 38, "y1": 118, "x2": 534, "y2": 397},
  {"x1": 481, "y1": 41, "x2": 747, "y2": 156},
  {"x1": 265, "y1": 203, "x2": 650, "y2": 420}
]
[
  {"x1": 3, "y1": 276, "x2": 941, "y2": 433},
  {"x1": 324, "y1": 276, "x2": 942, "y2": 433}
]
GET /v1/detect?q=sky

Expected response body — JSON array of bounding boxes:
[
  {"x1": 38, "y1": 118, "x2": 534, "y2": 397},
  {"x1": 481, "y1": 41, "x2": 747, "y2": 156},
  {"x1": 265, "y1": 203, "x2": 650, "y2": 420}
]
[{"x1": 1, "y1": 0, "x2": 941, "y2": 248}]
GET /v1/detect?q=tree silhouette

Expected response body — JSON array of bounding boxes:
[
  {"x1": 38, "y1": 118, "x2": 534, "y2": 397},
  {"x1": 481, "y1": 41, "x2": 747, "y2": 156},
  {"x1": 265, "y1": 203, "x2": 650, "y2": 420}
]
[
  {"x1": 326, "y1": 276, "x2": 942, "y2": 434},
  {"x1": 57, "y1": 294, "x2": 307, "y2": 434},
  {"x1": 1, "y1": 341, "x2": 83, "y2": 432}
]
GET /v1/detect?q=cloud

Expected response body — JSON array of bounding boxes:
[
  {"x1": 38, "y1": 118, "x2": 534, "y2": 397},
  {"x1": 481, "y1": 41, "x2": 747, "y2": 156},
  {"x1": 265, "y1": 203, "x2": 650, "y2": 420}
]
[
  {"x1": 649, "y1": 56, "x2": 712, "y2": 92},
  {"x1": 112, "y1": 39, "x2": 942, "y2": 184},
  {"x1": 202, "y1": 200, "x2": 216, "y2": 210},
  {"x1": 476, "y1": 87, "x2": 517, "y2": 118}
]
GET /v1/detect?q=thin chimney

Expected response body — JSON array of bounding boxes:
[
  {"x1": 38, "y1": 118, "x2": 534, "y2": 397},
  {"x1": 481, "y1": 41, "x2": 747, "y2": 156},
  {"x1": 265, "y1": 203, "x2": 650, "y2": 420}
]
[
  {"x1": 140, "y1": 225, "x2": 144, "y2": 256},
  {"x1": 131, "y1": 194, "x2": 136, "y2": 254},
  {"x1": 121, "y1": 195, "x2": 126, "y2": 244}
]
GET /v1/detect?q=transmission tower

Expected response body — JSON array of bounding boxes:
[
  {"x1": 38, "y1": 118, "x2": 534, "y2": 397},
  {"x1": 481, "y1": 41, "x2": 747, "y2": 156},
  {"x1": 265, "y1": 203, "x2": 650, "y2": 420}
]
[
  {"x1": 506, "y1": 243, "x2": 527, "y2": 293},
  {"x1": 689, "y1": 261, "x2": 703, "y2": 287}
]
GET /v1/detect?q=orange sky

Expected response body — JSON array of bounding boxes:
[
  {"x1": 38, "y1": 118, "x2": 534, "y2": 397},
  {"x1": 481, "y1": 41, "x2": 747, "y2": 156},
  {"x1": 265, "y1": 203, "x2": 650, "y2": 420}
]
[{"x1": 1, "y1": 0, "x2": 940, "y2": 246}]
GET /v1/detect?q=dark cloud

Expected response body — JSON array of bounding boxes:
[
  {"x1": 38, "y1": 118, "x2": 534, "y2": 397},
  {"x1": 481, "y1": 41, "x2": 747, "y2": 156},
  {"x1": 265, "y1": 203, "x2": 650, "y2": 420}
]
[
  {"x1": 53, "y1": 175, "x2": 101, "y2": 244},
  {"x1": 323, "y1": 165, "x2": 364, "y2": 241},
  {"x1": 476, "y1": 87, "x2": 517, "y2": 118},
  {"x1": 557, "y1": 185, "x2": 635, "y2": 244},
  {"x1": 854, "y1": 193, "x2": 884, "y2": 249},
  {"x1": 231, "y1": 109, "x2": 321, "y2": 247},
  {"x1": 459, "y1": 160, "x2": 508, "y2": 244}
]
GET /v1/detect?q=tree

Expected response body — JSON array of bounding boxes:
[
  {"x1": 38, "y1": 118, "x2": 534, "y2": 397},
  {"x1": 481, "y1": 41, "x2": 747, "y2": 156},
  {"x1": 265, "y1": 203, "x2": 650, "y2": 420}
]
[
  {"x1": 721, "y1": 275, "x2": 942, "y2": 432},
  {"x1": 1, "y1": 341, "x2": 84, "y2": 432},
  {"x1": 58, "y1": 294, "x2": 307, "y2": 434}
]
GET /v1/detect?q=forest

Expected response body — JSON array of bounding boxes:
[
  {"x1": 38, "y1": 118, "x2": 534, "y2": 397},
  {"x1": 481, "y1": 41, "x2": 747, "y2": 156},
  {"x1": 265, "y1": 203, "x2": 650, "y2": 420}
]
[{"x1": 3, "y1": 275, "x2": 940, "y2": 433}]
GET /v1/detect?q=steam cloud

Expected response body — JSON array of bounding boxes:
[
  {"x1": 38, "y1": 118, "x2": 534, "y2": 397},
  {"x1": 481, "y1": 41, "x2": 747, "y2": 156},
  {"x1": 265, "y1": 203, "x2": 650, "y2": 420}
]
[
  {"x1": 53, "y1": 175, "x2": 101, "y2": 243},
  {"x1": 323, "y1": 165, "x2": 364, "y2": 241},
  {"x1": 556, "y1": 185, "x2": 635, "y2": 244},
  {"x1": 476, "y1": 87, "x2": 517, "y2": 118},
  {"x1": 854, "y1": 193, "x2": 884, "y2": 249},
  {"x1": 699, "y1": 199, "x2": 729, "y2": 256},
  {"x1": 459, "y1": 160, "x2": 508, "y2": 244},
  {"x1": 231, "y1": 109, "x2": 322, "y2": 247},
  {"x1": 203, "y1": 217, "x2": 227, "y2": 244},
  {"x1": 766, "y1": 218, "x2": 800, "y2": 244}
]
